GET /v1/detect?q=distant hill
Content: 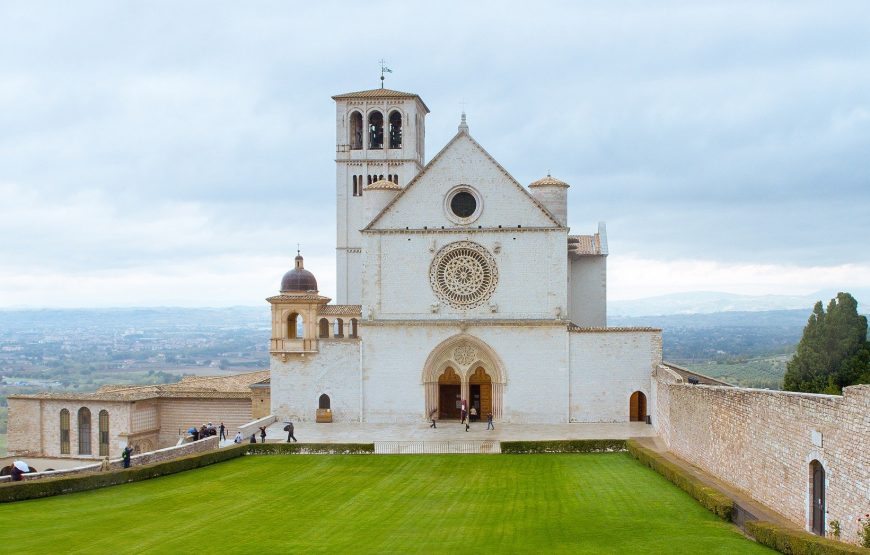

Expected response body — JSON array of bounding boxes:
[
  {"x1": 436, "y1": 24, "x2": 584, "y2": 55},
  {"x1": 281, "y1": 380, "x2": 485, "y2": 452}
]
[{"x1": 610, "y1": 289, "x2": 869, "y2": 317}]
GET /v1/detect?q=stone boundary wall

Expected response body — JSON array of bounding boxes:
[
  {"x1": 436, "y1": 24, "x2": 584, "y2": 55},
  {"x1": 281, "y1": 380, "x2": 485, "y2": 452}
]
[
  {"x1": 237, "y1": 415, "x2": 278, "y2": 441},
  {"x1": 0, "y1": 436, "x2": 219, "y2": 483},
  {"x1": 653, "y1": 373, "x2": 870, "y2": 545}
]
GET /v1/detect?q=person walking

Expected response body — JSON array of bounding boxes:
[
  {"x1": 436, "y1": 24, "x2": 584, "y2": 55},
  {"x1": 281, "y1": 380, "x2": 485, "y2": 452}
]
[
  {"x1": 259, "y1": 426, "x2": 267, "y2": 443},
  {"x1": 486, "y1": 412, "x2": 494, "y2": 430},
  {"x1": 122, "y1": 445, "x2": 134, "y2": 468},
  {"x1": 465, "y1": 418, "x2": 470, "y2": 432},
  {"x1": 284, "y1": 421, "x2": 298, "y2": 442},
  {"x1": 219, "y1": 422, "x2": 226, "y2": 441},
  {"x1": 429, "y1": 409, "x2": 437, "y2": 429}
]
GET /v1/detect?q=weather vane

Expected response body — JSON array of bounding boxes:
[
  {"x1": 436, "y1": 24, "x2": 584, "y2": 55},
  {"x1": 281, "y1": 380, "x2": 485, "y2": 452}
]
[
  {"x1": 379, "y1": 59, "x2": 392, "y2": 88},
  {"x1": 297, "y1": 243, "x2": 300, "y2": 256}
]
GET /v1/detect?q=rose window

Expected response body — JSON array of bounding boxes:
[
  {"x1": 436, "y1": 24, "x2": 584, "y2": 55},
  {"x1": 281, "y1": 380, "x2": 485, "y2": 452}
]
[{"x1": 429, "y1": 241, "x2": 498, "y2": 309}]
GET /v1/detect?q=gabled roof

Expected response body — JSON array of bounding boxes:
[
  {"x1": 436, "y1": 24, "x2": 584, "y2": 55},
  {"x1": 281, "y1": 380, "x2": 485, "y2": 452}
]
[
  {"x1": 331, "y1": 88, "x2": 430, "y2": 113},
  {"x1": 363, "y1": 130, "x2": 564, "y2": 231}
]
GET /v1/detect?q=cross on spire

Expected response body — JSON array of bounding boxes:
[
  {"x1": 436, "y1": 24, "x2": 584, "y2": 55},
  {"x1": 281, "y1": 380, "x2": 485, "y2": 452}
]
[{"x1": 379, "y1": 59, "x2": 392, "y2": 88}]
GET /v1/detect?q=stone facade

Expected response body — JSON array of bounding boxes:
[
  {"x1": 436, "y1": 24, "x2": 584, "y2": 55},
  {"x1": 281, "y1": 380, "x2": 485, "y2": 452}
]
[
  {"x1": 7, "y1": 371, "x2": 266, "y2": 458},
  {"x1": 269, "y1": 86, "x2": 658, "y2": 425},
  {"x1": 653, "y1": 370, "x2": 870, "y2": 545}
]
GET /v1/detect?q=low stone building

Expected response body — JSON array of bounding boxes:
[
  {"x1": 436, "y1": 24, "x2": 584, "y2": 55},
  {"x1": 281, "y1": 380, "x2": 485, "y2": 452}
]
[{"x1": 6, "y1": 370, "x2": 267, "y2": 459}]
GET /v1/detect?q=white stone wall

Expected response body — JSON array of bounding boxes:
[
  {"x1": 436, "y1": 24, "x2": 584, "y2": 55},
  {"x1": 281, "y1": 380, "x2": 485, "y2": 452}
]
[
  {"x1": 370, "y1": 134, "x2": 558, "y2": 231},
  {"x1": 270, "y1": 340, "x2": 361, "y2": 422},
  {"x1": 655, "y1": 379, "x2": 870, "y2": 545},
  {"x1": 364, "y1": 230, "x2": 568, "y2": 321},
  {"x1": 568, "y1": 330, "x2": 661, "y2": 422},
  {"x1": 360, "y1": 323, "x2": 569, "y2": 423},
  {"x1": 568, "y1": 256, "x2": 606, "y2": 327}
]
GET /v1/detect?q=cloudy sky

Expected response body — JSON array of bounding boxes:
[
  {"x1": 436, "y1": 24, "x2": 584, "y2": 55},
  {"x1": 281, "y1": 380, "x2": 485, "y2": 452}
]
[{"x1": 1, "y1": 1, "x2": 869, "y2": 308}]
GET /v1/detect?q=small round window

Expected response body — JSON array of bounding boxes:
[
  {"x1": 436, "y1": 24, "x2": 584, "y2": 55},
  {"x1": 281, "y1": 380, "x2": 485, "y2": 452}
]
[
  {"x1": 444, "y1": 186, "x2": 482, "y2": 225},
  {"x1": 450, "y1": 192, "x2": 477, "y2": 218}
]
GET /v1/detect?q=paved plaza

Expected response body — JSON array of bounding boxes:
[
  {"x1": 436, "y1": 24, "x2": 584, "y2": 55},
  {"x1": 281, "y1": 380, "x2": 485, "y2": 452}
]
[{"x1": 253, "y1": 420, "x2": 656, "y2": 444}]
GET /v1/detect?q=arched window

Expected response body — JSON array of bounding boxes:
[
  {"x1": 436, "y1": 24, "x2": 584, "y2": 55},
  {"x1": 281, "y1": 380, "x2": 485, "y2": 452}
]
[
  {"x1": 392, "y1": 174, "x2": 399, "y2": 184},
  {"x1": 287, "y1": 313, "x2": 303, "y2": 339},
  {"x1": 352, "y1": 175, "x2": 359, "y2": 197},
  {"x1": 367, "y1": 175, "x2": 373, "y2": 185},
  {"x1": 319, "y1": 318, "x2": 330, "y2": 338},
  {"x1": 319, "y1": 394, "x2": 331, "y2": 410},
  {"x1": 60, "y1": 409, "x2": 70, "y2": 455},
  {"x1": 78, "y1": 407, "x2": 92, "y2": 455},
  {"x1": 350, "y1": 318, "x2": 359, "y2": 338},
  {"x1": 349, "y1": 111, "x2": 363, "y2": 150},
  {"x1": 334, "y1": 318, "x2": 344, "y2": 338},
  {"x1": 368, "y1": 111, "x2": 384, "y2": 149},
  {"x1": 629, "y1": 391, "x2": 647, "y2": 422},
  {"x1": 98, "y1": 410, "x2": 109, "y2": 456},
  {"x1": 389, "y1": 110, "x2": 402, "y2": 149}
]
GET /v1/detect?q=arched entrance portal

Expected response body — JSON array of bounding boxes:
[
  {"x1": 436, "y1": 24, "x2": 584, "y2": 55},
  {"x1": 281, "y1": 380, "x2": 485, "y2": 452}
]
[
  {"x1": 629, "y1": 391, "x2": 647, "y2": 422},
  {"x1": 810, "y1": 460, "x2": 825, "y2": 536},
  {"x1": 423, "y1": 334, "x2": 506, "y2": 421}
]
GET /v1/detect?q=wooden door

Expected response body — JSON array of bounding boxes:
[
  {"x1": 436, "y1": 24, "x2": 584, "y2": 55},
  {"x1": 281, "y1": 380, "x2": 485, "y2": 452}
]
[{"x1": 811, "y1": 461, "x2": 825, "y2": 536}]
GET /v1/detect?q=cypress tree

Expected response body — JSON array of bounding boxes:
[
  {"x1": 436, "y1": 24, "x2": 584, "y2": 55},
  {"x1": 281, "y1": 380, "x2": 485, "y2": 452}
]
[{"x1": 783, "y1": 292, "x2": 869, "y2": 393}]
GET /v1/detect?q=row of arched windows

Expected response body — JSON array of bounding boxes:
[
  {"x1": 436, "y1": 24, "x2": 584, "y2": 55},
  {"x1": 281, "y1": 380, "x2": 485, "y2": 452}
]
[
  {"x1": 351, "y1": 174, "x2": 400, "y2": 197},
  {"x1": 60, "y1": 408, "x2": 109, "y2": 456},
  {"x1": 318, "y1": 318, "x2": 358, "y2": 339},
  {"x1": 285, "y1": 314, "x2": 359, "y2": 339},
  {"x1": 349, "y1": 110, "x2": 402, "y2": 150}
]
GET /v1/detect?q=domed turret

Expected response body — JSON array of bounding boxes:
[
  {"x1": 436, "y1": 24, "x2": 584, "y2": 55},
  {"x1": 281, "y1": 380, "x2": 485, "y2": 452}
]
[
  {"x1": 280, "y1": 253, "x2": 318, "y2": 293},
  {"x1": 529, "y1": 173, "x2": 569, "y2": 226}
]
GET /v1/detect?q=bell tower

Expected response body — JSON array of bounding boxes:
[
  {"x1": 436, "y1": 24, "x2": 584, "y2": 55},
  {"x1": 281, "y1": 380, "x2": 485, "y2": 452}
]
[{"x1": 332, "y1": 86, "x2": 429, "y2": 304}]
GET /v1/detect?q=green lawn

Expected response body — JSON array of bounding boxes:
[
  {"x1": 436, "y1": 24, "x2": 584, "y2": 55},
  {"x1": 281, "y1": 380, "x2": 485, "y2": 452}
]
[{"x1": 0, "y1": 453, "x2": 771, "y2": 554}]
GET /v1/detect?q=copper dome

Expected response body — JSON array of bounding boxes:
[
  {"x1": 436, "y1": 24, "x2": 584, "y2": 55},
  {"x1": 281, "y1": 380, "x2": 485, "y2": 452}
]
[{"x1": 280, "y1": 254, "x2": 318, "y2": 293}]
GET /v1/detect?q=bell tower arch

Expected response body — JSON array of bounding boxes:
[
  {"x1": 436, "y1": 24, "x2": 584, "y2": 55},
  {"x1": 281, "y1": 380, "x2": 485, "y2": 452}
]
[{"x1": 332, "y1": 86, "x2": 429, "y2": 304}]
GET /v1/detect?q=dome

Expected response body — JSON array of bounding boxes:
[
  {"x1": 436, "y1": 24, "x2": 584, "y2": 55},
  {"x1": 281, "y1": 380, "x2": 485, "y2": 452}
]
[
  {"x1": 529, "y1": 173, "x2": 569, "y2": 188},
  {"x1": 280, "y1": 254, "x2": 318, "y2": 293}
]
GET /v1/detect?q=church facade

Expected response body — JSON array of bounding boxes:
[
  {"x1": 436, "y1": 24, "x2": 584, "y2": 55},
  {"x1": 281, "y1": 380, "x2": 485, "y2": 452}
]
[{"x1": 268, "y1": 87, "x2": 662, "y2": 424}]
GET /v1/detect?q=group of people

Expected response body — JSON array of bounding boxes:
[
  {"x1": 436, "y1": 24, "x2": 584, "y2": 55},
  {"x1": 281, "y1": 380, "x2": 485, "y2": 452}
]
[
  {"x1": 189, "y1": 422, "x2": 226, "y2": 441},
  {"x1": 429, "y1": 402, "x2": 495, "y2": 431}
]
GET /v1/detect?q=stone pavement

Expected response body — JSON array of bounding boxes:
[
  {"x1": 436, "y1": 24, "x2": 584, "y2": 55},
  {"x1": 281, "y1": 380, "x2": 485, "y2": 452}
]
[{"x1": 258, "y1": 420, "x2": 656, "y2": 443}]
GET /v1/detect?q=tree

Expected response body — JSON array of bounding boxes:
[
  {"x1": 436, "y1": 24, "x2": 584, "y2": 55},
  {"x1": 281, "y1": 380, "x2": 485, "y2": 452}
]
[{"x1": 783, "y1": 292, "x2": 869, "y2": 393}]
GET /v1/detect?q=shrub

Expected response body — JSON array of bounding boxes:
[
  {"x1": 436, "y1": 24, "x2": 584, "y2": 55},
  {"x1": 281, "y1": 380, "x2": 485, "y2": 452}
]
[
  {"x1": 501, "y1": 439, "x2": 626, "y2": 454},
  {"x1": 626, "y1": 439, "x2": 734, "y2": 520},
  {"x1": 746, "y1": 521, "x2": 868, "y2": 554}
]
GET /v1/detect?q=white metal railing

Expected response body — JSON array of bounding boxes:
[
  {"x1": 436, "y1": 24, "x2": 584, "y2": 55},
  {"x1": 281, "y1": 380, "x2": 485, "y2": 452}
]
[{"x1": 373, "y1": 440, "x2": 500, "y2": 454}]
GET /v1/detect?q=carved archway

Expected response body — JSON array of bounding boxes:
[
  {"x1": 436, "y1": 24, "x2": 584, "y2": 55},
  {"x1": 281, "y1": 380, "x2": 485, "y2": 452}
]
[{"x1": 422, "y1": 334, "x2": 505, "y2": 420}]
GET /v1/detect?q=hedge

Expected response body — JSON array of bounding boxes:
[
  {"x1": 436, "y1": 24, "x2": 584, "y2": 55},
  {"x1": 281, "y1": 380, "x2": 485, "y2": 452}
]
[
  {"x1": 0, "y1": 443, "x2": 376, "y2": 503},
  {"x1": 0, "y1": 445, "x2": 247, "y2": 503},
  {"x1": 746, "y1": 521, "x2": 869, "y2": 554},
  {"x1": 244, "y1": 443, "x2": 374, "y2": 455},
  {"x1": 501, "y1": 439, "x2": 626, "y2": 454},
  {"x1": 626, "y1": 439, "x2": 734, "y2": 520}
]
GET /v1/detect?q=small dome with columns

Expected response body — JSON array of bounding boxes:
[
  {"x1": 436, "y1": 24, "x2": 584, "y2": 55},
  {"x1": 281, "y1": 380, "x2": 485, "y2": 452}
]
[{"x1": 280, "y1": 253, "x2": 318, "y2": 293}]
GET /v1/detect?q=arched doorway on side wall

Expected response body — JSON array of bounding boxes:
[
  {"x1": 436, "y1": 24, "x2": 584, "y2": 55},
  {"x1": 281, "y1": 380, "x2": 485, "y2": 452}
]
[
  {"x1": 810, "y1": 460, "x2": 825, "y2": 536},
  {"x1": 629, "y1": 391, "x2": 647, "y2": 422},
  {"x1": 438, "y1": 367, "x2": 461, "y2": 419}
]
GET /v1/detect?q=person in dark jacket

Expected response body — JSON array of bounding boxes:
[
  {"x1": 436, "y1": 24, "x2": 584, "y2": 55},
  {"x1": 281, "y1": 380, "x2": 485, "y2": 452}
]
[
  {"x1": 259, "y1": 426, "x2": 267, "y2": 443},
  {"x1": 219, "y1": 422, "x2": 226, "y2": 441},
  {"x1": 122, "y1": 445, "x2": 134, "y2": 468},
  {"x1": 284, "y1": 421, "x2": 297, "y2": 442},
  {"x1": 250, "y1": 433, "x2": 257, "y2": 444},
  {"x1": 10, "y1": 465, "x2": 24, "y2": 482}
]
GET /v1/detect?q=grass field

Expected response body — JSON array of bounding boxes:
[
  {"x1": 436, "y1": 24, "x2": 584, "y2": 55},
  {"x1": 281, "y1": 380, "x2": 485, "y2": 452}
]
[{"x1": 0, "y1": 453, "x2": 771, "y2": 554}]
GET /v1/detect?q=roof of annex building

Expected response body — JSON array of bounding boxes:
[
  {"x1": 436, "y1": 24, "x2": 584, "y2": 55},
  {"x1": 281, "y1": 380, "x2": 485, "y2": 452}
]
[
  {"x1": 8, "y1": 370, "x2": 270, "y2": 402},
  {"x1": 568, "y1": 234, "x2": 603, "y2": 256}
]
